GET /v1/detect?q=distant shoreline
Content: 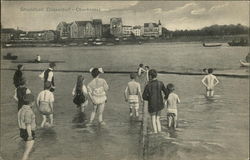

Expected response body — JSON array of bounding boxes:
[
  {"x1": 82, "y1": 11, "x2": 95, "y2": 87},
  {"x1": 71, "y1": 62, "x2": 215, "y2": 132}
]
[{"x1": 2, "y1": 34, "x2": 248, "y2": 48}]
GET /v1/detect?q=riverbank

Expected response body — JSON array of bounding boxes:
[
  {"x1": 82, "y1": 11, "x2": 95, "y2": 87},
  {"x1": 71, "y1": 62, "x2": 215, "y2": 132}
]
[{"x1": 2, "y1": 34, "x2": 248, "y2": 48}]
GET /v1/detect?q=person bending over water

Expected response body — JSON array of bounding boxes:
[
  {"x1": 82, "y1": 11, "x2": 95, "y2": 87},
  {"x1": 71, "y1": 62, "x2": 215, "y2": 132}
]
[
  {"x1": 87, "y1": 68, "x2": 109, "y2": 126},
  {"x1": 201, "y1": 68, "x2": 219, "y2": 97}
]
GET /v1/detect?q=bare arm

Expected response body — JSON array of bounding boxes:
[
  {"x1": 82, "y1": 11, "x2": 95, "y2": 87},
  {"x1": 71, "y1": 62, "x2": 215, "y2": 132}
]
[
  {"x1": 26, "y1": 124, "x2": 33, "y2": 141},
  {"x1": 201, "y1": 76, "x2": 208, "y2": 88},
  {"x1": 13, "y1": 89, "x2": 18, "y2": 101},
  {"x1": 214, "y1": 77, "x2": 219, "y2": 86},
  {"x1": 49, "y1": 102, "x2": 54, "y2": 112},
  {"x1": 124, "y1": 87, "x2": 128, "y2": 101}
]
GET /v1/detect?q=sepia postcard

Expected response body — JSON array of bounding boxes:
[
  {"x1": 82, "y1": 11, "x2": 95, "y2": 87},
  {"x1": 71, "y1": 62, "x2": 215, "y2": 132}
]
[{"x1": 1, "y1": 1, "x2": 249, "y2": 160}]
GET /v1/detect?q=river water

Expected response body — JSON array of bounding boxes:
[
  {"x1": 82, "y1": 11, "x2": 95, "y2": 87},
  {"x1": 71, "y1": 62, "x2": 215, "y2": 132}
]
[{"x1": 1, "y1": 42, "x2": 249, "y2": 160}]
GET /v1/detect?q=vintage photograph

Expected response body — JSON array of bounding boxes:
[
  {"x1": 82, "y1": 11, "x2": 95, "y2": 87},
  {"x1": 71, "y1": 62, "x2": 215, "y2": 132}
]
[{"x1": 1, "y1": 1, "x2": 249, "y2": 160}]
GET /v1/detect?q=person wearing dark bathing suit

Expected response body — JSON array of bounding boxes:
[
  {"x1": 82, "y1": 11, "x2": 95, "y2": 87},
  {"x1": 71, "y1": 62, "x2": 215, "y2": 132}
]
[
  {"x1": 39, "y1": 62, "x2": 56, "y2": 92},
  {"x1": 13, "y1": 64, "x2": 24, "y2": 88}
]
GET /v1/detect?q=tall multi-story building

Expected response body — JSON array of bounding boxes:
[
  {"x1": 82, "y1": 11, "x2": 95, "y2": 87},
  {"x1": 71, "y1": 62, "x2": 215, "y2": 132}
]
[
  {"x1": 110, "y1": 18, "x2": 123, "y2": 37},
  {"x1": 122, "y1": 25, "x2": 133, "y2": 37},
  {"x1": 93, "y1": 19, "x2": 102, "y2": 38},
  {"x1": 143, "y1": 20, "x2": 162, "y2": 38},
  {"x1": 56, "y1": 22, "x2": 70, "y2": 39},
  {"x1": 70, "y1": 21, "x2": 95, "y2": 39}
]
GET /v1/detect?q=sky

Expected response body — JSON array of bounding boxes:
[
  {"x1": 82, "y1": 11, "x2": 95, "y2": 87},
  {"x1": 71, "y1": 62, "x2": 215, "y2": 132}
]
[{"x1": 1, "y1": 1, "x2": 249, "y2": 31}]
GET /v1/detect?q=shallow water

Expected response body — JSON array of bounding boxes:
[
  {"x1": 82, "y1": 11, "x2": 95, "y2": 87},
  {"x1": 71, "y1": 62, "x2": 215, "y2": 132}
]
[{"x1": 1, "y1": 43, "x2": 249, "y2": 160}]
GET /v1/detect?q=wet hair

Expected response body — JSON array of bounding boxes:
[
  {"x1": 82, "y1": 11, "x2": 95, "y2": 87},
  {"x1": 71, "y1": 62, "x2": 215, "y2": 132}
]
[
  {"x1": 44, "y1": 81, "x2": 51, "y2": 89},
  {"x1": 17, "y1": 64, "x2": 23, "y2": 70},
  {"x1": 19, "y1": 78, "x2": 26, "y2": 86},
  {"x1": 208, "y1": 68, "x2": 213, "y2": 74},
  {"x1": 91, "y1": 68, "x2": 100, "y2": 78},
  {"x1": 167, "y1": 83, "x2": 175, "y2": 92},
  {"x1": 145, "y1": 66, "x2": 149, "y2": 69},
  {"x1": 148, "y1": 69, "x2": 157, "y2": 79},
  {"x1": 76, "y1": 75, "x2": 84, "y2": 92},
  {"x1": 49, "y1": 62, "x2": 56, "y2": 68},
  {"x1": 130, "y1": 72, "x2": 136, "y2": 79},
  {"x1": 139, "y1": 64, "x2": 143, "y2": 67}
]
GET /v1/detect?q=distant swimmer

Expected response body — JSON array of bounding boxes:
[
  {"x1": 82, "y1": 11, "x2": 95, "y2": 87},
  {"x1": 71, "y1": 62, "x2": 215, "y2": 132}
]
[{"x1": 201, "y1": 68, "x2": 219, "y2": 97}]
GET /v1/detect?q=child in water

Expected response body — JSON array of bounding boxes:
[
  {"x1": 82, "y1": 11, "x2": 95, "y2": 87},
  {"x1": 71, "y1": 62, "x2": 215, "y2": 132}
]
[
  {"x1": 36, "y1": 82, "x2": 55, "y2": 127},
  {"x1": 165, "y1": 83, "x2": 180, "y2": 129},
  {"x1": 201, "y1": 68, "x2": 219, "y2": 97},
  {"x1": 124, "y1": 73, "x2": 143, "y2": 118}
]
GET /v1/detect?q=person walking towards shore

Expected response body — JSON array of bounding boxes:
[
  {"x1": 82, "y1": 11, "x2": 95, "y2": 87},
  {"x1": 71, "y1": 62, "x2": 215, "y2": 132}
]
[
  {"x1": 87, "y1": 68, "x2": 109, "y2": 126},
  {"x1": 201, "y1": 68, "x2": 219, "y2": 97},
  {"x1": 72, "y1": 75, "x2": 88, "y2": 114},
  {"x1": 18, "y1": 94, "x2": 36, "y2": 160},
  {"x1": 13, "y1": 64, "x2": 24, "y2": 88},
  {"x1": 39, "y1": 62, "x2": 56, "y2": 92},
  {"x1": 124, "y1": 73, "x2": 143, "y2": 118},
  {"x1": 13, "y1": 78, "x2": 31, "y2": 111},
  {"x1": 36, "y1": 82, "x2": 54, "y2": 127},
  {"x1": 142, "y1": 69, "x2": 169, "y2": 133}
]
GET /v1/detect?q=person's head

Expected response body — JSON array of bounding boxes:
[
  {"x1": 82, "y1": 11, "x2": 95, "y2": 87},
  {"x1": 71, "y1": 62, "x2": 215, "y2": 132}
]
[
  {"x1": 23, "y1": 94, "x2": 35, "y2": 106},
  {"x1": 130, "y1": 72, "x2": 136, "y2": 80},
  {"x1": 49, "y1": 62, "x2": 56, "y2": 69},
  {"x1": 203, "y1": 68, "x2": 207, "y2": 73},
  {"x1": 208, "y1": 68, "x2": 213, "y2": 74},
  {"x1": 19, "y1": 78, "x2": 26, "y2": 86},
  {"x1": 17, "y1": 64, "x2": 23, "y2": 70},
  {"x1": 145, "y1": 66, "x2": 149, "y2": 70},
  {"x1": 44, "y1": 81, "x2": 52, "y2": 90},
  {"x1": 139, "y1": 64, "x2": 143, "y2": 68},
  {"x1": 148, "y1": 69, "x2": 157, "y2": 80},
  {"x1": 167, "y1": 83, "x2": 175, "y2": 93},
  {"x1": 91, "y1": 68, "x2": 100, "y2": 78}
]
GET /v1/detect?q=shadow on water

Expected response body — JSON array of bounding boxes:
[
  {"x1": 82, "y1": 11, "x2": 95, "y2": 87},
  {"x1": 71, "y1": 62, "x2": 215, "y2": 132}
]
[
  {"x1": 72, "y1": 111, "x2": 87, "y2": 128},
  {"x1": 36, "y1": 128, "x2": 57, "y2": 144}
]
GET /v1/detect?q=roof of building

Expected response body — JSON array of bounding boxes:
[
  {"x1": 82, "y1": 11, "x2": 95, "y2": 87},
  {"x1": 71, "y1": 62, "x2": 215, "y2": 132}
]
[
  {"x1": 144, "y1": 23, "x2": 158, "y2": 27},
  {"x1": 75, "y1": 21, "x2": 92, "y2": 26},
  {"x1": 93, "y1": 19, "x2": 102, "y2": 25}
]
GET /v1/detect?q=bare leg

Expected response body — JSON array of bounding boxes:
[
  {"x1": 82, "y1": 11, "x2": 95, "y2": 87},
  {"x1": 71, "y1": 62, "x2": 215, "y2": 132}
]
[
  {"x1": 41, "y1": 115, "x2": 47, "y2": 128},
  {"x1": 80, "y1": 105, "x2": 85, "y2": 113},
  {"x1": 168, "y1": 116, "x2": 172, "y2": 128},
  {"x1": 151, "y1": 115, "x2": 158, "y2": 133},
  {"x1": 21, "y1": 140, "x2": 34, "y2": 160},
  {"x1": 210, "y1": 90, "x2": 214, "y2": 97},
  {"x1": 98, "y1": 103, "x2": 105, "y2": 123},
  {"x1": 156, "y1": 115, "x2": 162, "y2": 132},
  {"x1": 129, "y1": 106, "x2": 133, "y2": 117},
  {"x1": 49, "y1": 114, "x2": 53, "y2": 126},
  {"x1": 89, "y1": 105, "x2": 98, "y2": 123},
  {"x1": 206, "y1": 91, "x2": 210, "y2": 97},
  {"x1": 174, "y1": 116, "x2": 177, "y2": 129}
]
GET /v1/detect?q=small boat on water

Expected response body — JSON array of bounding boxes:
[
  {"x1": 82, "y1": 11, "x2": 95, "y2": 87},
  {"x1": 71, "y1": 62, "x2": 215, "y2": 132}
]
[
  {"x1": 3, "y1": 53, "x2": 18, "y2": 60},
  {"x1": 203, "y1": 43, "x2": 222, "y2": 47},
  {"x1": 240, "y1": 60, "x2": 250, "y2": 67},
  {"x1": 12, "y1": 60, "x2": 65, "y2": 63}
]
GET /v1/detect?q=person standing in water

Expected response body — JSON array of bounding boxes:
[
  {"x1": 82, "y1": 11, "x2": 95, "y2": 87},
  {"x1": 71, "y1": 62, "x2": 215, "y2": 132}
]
[
  {"x1": 201, "y1": 68, "x2": 219, "y2": 97},
  {"x1": 87, "y1": 68, "x2": 109, "y2": 126},
  {"x1": 13, "y1": 64, "x2": 24, "y2": 88},
  {"x1": 18, "y1": 94, "x2": 36, "y2": 160},
  {"x1": 124, "y1": 73, "x2": 143, "y2": 118},
  {"x1": 142, "y1": 69, "x2": 169, "y2": 134},
  {"x1": 39, "y1": 62, "x2": 56, "y2": 92}
]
